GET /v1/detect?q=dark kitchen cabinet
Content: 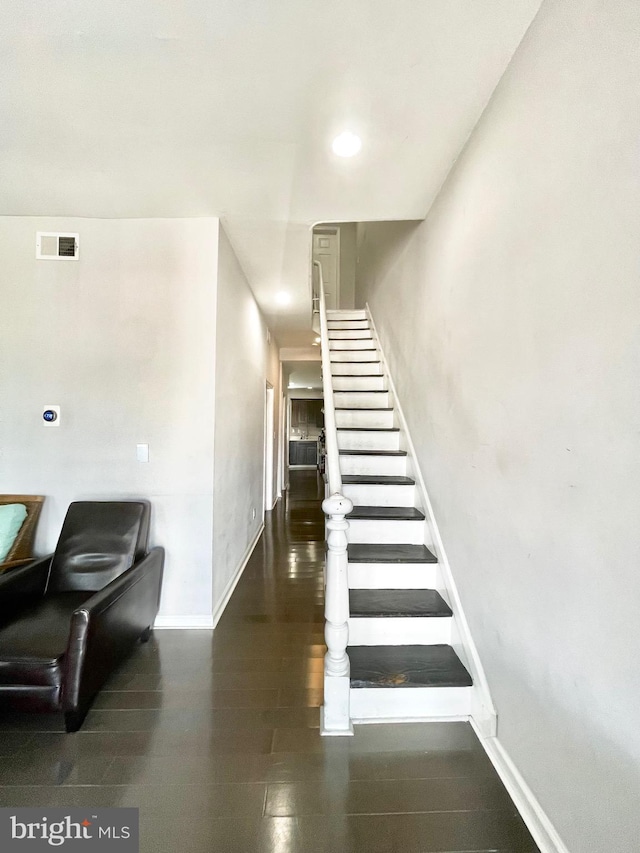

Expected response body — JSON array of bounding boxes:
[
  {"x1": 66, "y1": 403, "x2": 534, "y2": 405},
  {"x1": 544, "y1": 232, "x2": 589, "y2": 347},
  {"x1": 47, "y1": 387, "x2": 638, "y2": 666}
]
[
  {"x1": 289, "y1": 441, "x2": 318, "y2": 466},
  {"x1": 291, "y1": 399, "x2": 324, "y2": 429},
  {"x1": 312, "y1": 400, "x2": 324, "y2": 427},
  {"x1": 290, "y1": 400, "x2": 306, "y2": 428}
]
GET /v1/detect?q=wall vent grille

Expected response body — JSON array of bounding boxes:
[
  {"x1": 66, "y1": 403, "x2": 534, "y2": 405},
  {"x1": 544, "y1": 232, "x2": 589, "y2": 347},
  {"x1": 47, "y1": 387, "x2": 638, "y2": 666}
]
[{"x1": 36, "y1": 232, "x2": 79, "y2": 260}]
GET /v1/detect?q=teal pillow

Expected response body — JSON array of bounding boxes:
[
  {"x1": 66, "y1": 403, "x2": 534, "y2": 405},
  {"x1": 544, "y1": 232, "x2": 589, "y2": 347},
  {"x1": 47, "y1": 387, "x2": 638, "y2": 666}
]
[{"x1": 0, "y1": 504, "x2": 28, "y2": 563}]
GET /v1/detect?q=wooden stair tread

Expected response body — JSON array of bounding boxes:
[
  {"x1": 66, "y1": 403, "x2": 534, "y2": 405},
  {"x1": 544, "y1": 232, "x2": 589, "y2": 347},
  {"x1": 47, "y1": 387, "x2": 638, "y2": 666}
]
[
  {"x1": 349, "y1": 589, "x2": 451, "y2": 618},
  {"x1": 339, "y1": 450, "x2": 407, "y2": 457},
  {"x1": 349, "y1": 505, "x2": 425, "y2": 520},
  {"x1": 337, "y1": 427, "x2": 399, "y2": 432},
  {"x1": 347, "y1": 543, "x2": 436, "y2": 563},
  {"x1": 349, "y1": 645, "x2": 472, "y2": 689},
  {"x1": 342, "y1": 475, "x2": 415, "y2": 485}
]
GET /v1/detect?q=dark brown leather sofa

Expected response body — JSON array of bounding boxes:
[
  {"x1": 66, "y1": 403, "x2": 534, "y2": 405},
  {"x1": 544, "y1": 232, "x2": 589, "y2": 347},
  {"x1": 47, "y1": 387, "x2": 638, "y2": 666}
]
[{"x1": 0, "y1": 501, "x2": 164, "y2": 732}]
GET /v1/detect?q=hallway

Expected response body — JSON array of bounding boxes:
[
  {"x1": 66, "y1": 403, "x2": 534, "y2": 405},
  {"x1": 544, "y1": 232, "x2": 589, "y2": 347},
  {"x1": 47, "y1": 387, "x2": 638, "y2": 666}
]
[{"x1": 0, "y1": 471, "x2": 539, "y2": 852}]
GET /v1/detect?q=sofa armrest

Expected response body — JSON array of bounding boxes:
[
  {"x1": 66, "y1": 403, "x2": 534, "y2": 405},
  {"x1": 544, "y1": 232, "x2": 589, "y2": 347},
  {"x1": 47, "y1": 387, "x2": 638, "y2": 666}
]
[
  {"x1": 62, "y1": 548, "x2": 164, "y2": 719},
  {"x1": 79, "y1": 547, "x2": 164, "y2": 617},
  {"x1": 0, "y1": 555, "x2": 52, "y2": 593},
  {"x1": 0, "y1": 555, "x2": 53, "y2": 627}
]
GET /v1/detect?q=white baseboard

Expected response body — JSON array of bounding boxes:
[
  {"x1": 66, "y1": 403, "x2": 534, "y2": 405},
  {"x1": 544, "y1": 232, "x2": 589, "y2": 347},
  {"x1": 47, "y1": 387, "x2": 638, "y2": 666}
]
[
  {"x1": 470, "y1": 720, "x2": 570, "y2": 853},
  {"x1": 154, "y1": 615, "x2": 215, "y2": 629},
  {"x1": 211, "y1": 522, "x2": 265, "y2": 629}
]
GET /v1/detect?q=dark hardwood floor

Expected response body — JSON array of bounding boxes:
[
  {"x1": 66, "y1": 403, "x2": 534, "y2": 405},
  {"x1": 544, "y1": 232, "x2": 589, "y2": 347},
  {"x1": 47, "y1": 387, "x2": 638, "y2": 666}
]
[{"x1": 0, "y1": 470, "x2": 539, "y2": 852}]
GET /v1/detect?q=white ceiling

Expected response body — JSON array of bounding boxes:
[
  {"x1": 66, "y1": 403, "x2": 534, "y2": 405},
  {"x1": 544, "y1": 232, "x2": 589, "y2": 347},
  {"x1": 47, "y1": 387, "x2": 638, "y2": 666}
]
[{"x1": 0, "y1": 0, "x2": 541, "y2": 346}]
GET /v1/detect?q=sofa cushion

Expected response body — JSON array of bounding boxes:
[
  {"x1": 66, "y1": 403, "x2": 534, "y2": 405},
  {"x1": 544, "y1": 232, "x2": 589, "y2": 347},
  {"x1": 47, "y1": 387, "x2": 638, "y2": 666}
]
[
  {"x1": 0, "y1": 504, "x2": 28, "y2": 563},
  {"x1": 48, "y1": 501, "x2": 150, "y2": 593},
  {"x1": 0, "y1": 593, "x2": 90, "y2": 686}
]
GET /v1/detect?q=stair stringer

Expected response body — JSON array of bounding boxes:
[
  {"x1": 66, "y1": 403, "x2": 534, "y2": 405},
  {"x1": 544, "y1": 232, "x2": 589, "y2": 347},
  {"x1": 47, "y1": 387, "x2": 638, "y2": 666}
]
[{"x1": 365, "y1": 303, "x2": 498, "y2": 738}]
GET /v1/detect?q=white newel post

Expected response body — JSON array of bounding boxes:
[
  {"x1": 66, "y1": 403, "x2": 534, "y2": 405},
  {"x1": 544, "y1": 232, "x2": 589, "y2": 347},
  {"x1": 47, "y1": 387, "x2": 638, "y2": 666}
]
[{"x1": 321, "y1": 492, "x2": 354, "y2": 736}]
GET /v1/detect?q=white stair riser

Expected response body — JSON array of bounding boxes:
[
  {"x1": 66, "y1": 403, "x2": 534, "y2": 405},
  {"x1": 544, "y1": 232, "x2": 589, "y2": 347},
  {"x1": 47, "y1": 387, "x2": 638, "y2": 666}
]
[
  {"x1": 326, "y1": 310, "x2": 367, "y2": 320},
  {"x1": 348, "y1": 562, "x2": 440, "y2": 589},
  {"x1": 328, "y1": 329, "x2": 371, "y2": 340},
  {"x1": 327, "y1": 320, "x2": 370, "y2": 330},
  {"x1": 347, "y1": 518, "x2": 424, "y2": 545},
  {"x1": 340, "y1": 455, "x2": 406, "y2": 476},
  {"x1": 332, "y1": 376, "x2": 387, "y2": 391},
  {"x1": 337, "y1": 430, "x2": 400, "y2": 451},
  {"x1": 349, "y1": 686, "x2": 472, "y2": 721},
  {"x1": 334, "y1": 391, "x2": 390, "y2": 408},
  {"x1": 342, "y1": 483, "x2": 416, "y2": 507},
  {"x1": 330, "y1": 351, "x2": 379, "y2": 363},
  {"x1": 348, "y1": 617, "x2": 451, "y2": 645},
  {"x1": 331, "y1": 362, "x2": 383, "y2": 375},
  {"x1": 335, "y1": 409, "x2": 394, "y2": 429},
  {"x1": 329, "y1": 339, "x2": 377, "y2": 351}
]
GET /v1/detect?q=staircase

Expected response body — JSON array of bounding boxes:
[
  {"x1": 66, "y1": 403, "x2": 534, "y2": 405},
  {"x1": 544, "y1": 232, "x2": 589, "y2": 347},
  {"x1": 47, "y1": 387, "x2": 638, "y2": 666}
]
[{"x1": 326, "y1": 308, "x2": 473, "y2": 722}]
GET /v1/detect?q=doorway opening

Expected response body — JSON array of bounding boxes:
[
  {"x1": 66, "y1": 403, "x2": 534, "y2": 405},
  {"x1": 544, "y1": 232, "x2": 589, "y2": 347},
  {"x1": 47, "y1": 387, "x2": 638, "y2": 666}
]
[{"x1": 311, "y1": 222, "x2": 357, "y2": 311}]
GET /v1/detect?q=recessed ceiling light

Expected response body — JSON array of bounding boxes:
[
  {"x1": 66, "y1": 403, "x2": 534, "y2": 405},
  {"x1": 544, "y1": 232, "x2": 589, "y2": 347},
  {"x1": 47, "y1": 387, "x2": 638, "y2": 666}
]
[
  {"x1": 307, "y1": 387, "x2": 313, "y2": 390},
  {"x1": 314, "y1": 337, "x2": 321, "y2": 343},
  {"x1": 275, "y1": 291, "x2": 291, "y2": 305},
  {"x1": 332, "y1": 131, "x2": 362, "y2": 157}
]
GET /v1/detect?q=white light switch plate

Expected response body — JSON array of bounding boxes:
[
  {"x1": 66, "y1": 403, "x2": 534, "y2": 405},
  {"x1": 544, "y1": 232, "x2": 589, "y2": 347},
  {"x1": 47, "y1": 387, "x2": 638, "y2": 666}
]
[{"x1": 136, "y1": 444, "x2": 149, "y2": 463}]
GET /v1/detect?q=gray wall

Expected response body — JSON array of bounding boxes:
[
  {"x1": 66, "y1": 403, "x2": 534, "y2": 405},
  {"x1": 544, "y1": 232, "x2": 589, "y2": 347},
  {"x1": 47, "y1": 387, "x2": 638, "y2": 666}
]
[
  {"x1": 0, "y1": 217, "x2": 219, "y2": 622},
  {"x1": 212, "y1": 224, "x2": 280, "y2": 617},
  {"x1": 355, "y1": 1, "x2": 640, "y2": 850},
  {"x1": 338, "y1": 222, "x2": 357, "y2": 309},
  {"x1": 0, "y1": 217, "x2": 281, "y2": 627}
]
